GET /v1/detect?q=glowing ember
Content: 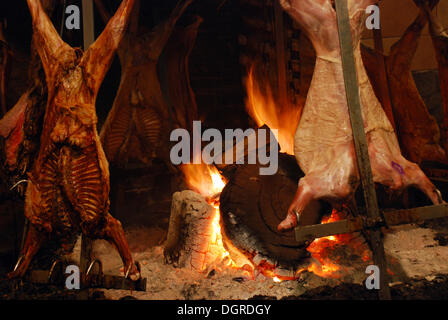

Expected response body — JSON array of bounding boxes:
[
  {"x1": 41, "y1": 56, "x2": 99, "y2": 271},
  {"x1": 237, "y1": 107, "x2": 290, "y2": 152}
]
[
  {"x1": 304, "y1": 210, "x2": 345, "y2": 278},
  {"x1": 180, "y1": 165, "x2": 369, "y2": 281},
  {"x1": 244, "y1": 66, "x2": 301, "y2": 155}
]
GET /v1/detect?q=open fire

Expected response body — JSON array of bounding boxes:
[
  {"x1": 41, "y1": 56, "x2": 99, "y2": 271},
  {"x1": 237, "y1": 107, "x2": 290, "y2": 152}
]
[
  {"x1": 180, "y1": 163, "x2": 236, "y2": 269},
  {"x1": 244, "y1": 66, "x2": 301, "y2": 155},
  {"x1": 175, "y1": 67, "x2": 373, "y2": 282}
]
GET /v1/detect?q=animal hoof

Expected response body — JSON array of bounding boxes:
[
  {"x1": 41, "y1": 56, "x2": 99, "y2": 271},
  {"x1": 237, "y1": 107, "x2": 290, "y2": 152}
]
[
  {"x1": 126, "y1": 261, "x2": 142, "y2": 281},
  {"x1": 278, "y1": 213, "x2": 298, "y2": 232}
]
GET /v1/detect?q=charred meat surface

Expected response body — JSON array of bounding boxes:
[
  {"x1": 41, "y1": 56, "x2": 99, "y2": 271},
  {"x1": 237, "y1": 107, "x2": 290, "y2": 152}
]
[
  {"x1": 7, "y1": 0, "x2": 140, "y2": 280},
  {"x1": 278, "y1": 0, "x2": 443, "y2": 232}
]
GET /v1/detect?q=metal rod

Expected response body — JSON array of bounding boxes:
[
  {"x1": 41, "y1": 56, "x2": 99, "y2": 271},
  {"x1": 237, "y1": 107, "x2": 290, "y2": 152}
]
[
  {"x1": 334, "y1": 0, "x2": 391, "y2": 300},
  {"x1": 82, "y1": 0, "x2": 95, "y2": 50}
]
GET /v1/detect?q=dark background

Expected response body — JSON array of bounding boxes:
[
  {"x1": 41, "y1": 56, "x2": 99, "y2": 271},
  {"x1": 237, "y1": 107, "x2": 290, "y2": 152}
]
[{"x1": 0, "y1": 0, "x2": 249, "y2": 131}]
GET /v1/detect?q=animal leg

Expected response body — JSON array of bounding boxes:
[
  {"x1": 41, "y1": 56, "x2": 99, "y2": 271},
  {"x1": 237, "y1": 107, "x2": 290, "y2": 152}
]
[
  {"x1": 7, "y1": 224, "x2": 46, "y2": 279},
  {"x1": 400, "y1": 160, "x2": 444, "y2": 205},
  {"x1": 102, "y1": 213, "x2": 140, "y2": 280},
  {"x1": 278, "y1": 167, "x2": 353, "y2": 232},
  {"x1": 278, "y1": 178, "x2": 317, "y2": 232}
]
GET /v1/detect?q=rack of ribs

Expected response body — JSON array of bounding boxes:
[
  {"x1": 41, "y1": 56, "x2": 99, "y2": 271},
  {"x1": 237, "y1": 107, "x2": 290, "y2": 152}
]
[
  {"x1": 362, "y1": 0, "x2": 446, "y2": 165},
  {"x1": 97, "y1": 0, "x2": 195, "y2": 169},
  {"x1": 7, "y1": 0, "x2": 140, "y2": 280},
  {"x1": 277, "y1": 0, "x2": 444, "y2": 233}
]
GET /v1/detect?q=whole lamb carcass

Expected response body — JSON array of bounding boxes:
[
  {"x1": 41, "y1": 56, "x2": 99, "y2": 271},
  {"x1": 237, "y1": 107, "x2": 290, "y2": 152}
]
[
  {"x1": 278, "y1": 0, "x2": 443, "y2": 234},
  {"x1": 7, "y1": 0, "x2": 139, "y2": 280}
]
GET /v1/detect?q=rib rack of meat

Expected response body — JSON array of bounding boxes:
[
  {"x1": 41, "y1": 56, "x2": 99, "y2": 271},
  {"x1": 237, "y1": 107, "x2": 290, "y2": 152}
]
[
  {"x1": 362, "y1": 0, "x2": 446, "y2": 165},
  {"x1": 417, "y1": 0, "x2": 448, "y2": 153},
  {"x1": 7, "y1": 0, "x2": 140, "y2": 280},
  {"x1": 97, "y1": 0, "x2": 197, "y2": 169},
  {"x1": 277, "y1": 0, "x2": 444, "y2": 234}
]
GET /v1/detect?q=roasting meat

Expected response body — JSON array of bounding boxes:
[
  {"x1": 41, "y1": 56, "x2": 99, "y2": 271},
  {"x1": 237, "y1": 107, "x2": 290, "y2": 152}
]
[
  {"x1": 7, "y1": 0, "x2": 140, "y2": 280},
  {"x1": 417, "y1": 1, "x2": 448, "y2": 152},
  {"x1": 0, "y1": 0, "x2": 53, "y2": 198},
  {"x1": 0, "y1": 20, "x2": 8, "y2": 116},
  {"x1": 362, "y1": 0, "x2": 446, "y2": 165},
  {"x1": 98, "y1": 0, "x2": 196, "y2": 169},
  {"x1": 0, "y1": 89, "x2": 29, "y2": 170},
  {"x1": 278, "y1": 0, "x2": 443, "y2": 233}
]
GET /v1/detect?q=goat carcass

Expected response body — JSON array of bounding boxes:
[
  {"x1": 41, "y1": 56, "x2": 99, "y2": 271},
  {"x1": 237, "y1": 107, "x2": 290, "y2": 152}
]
[
  {"x1": 0, "y1": 20, "x2": 8, "y2": 116},
  {"x1": 7, "y1": 0, "x2": 140, "y2": 280},
  {"x1": 362, "y1": 0, "x2": 446, "y2": 165},
  {"x1": 416, "y1": 0, "x2": 448, "y2": 152},
  {"x1": 278, "y1": 0, "x2": 443, "y2": 233},
  {"x1": 97, "y1": 0, "x2": 197, "y2": 169}
]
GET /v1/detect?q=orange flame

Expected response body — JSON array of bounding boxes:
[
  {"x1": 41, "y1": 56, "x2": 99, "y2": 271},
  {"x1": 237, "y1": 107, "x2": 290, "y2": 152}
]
[
  {"x1": 181, "y1": 163, "x2": 226, "y2": 200},
  {"x1": 181, "y1": 163, "x2": 236, "y2": 269},
  {"x1": 244, "y1": 66, "x2": 300, "y2": 155},
  {"x1": 304, "y1": 210, "x2": 344, "y2": 278},
  {"x1": 180, "y1": 165, "x2": 368, "y2": 280}
]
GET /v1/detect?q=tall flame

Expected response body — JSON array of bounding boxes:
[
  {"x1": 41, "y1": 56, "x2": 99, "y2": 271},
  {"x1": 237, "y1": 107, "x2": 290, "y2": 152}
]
[
  {"x1": 181, "y1": 164, "x2": 226, "y2": 200},
  {"x1": 244, "y1": 66, "x2": 301, "y2": 155},
  {"x1": 181, "y1": 163, "x2": 235, "y2": 268}
]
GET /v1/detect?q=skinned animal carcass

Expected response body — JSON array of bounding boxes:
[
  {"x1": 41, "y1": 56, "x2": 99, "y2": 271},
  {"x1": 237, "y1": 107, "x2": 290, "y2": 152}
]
[
  {"x1": 362, "y1": 0, "x2": 446, "y2": 165},
  {"x1": 416, "y1": 0, "x2": 448, "y2": 152},
  {"x1": 0, "y1": 20, "x2": 8, "y2": 117},
  {"x1": 98, "y1": 0, "x2": 198, "y2": 169},
  {"x1": 7, "y1": 0, "x2": 140, "y2": 280},
  {"x1": 0, "y1": 0, "x2": 56, "y2": 199},
  {"x1": 277, "y1": 0, "x2": 443, "y2": 233}
]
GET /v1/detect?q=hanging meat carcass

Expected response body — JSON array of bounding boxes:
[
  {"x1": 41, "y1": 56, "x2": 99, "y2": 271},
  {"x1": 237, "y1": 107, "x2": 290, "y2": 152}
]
[
  {"x1": 97, "y1": 0, "x2": 197, "y2": 169},
  {"x1": 0, "y1": 0, "x2": 56, "y2": 189},
  {"x1": 6, "y1": 0, "x2": 140, "y2": 280},
  {"x1": 416, "y1": 0, "x2": 448, "y2": 152},
  {"x1": 277, "y1": 0, "x2": 443, "y2": 235},
  {"x1": 362, "y1": 0, "x2": 446, "y2": 165},
  {"x1": 0, "y1": 20, "x2": 8, "y2": 117}
]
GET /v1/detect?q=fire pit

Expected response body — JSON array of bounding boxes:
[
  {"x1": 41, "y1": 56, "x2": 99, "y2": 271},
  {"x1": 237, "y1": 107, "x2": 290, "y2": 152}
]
[{"x1": 1, "y1": 0, "x2": 448, "y2": 302}]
